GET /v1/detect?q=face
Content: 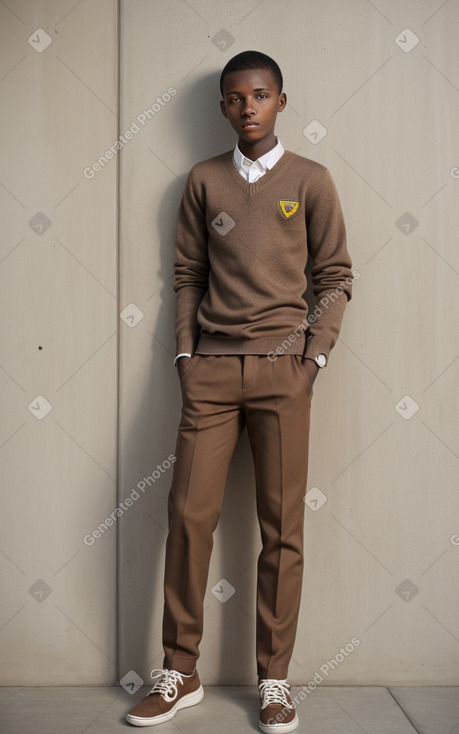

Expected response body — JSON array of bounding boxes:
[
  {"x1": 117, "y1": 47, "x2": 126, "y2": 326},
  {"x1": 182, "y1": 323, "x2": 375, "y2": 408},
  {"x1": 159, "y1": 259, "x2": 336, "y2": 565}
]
[{"x1": 220, "y1": 68, "x2": 286, "y2": 155}]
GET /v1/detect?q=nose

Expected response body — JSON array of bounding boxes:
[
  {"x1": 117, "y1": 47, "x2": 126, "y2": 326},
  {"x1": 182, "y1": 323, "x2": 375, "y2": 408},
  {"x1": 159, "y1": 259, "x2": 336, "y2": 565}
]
[{"x1": 241, "y1": 98, "x2": 255, "y2": 117}]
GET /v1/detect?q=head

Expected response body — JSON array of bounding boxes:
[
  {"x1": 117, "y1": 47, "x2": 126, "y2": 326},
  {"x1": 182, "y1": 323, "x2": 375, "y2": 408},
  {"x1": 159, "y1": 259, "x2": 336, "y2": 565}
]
[
  {"x1": 219, "y1": 51, "x2": 287, "y2": 157},
  {"x1": 220, "y1": 51, "x2": 283, "y2": 97}
]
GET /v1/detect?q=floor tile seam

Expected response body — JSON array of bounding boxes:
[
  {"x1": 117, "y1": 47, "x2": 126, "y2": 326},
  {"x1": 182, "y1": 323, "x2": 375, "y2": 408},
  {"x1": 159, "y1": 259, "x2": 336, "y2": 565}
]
[{"x1": 387, "y1": 687, "x2": 422, "y2": 734}]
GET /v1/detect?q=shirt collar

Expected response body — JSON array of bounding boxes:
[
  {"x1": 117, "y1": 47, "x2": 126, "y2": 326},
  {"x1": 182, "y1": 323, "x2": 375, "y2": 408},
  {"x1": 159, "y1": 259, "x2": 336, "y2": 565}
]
[{"x1": 233, "y1": 138, "x2": 284, "y2": 180}]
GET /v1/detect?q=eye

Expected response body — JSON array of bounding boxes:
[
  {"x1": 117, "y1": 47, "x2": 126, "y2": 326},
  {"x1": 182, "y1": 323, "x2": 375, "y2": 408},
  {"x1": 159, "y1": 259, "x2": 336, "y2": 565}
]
[
  {"x1": 229, "y1": 97, "x2": 241, "y2": 103},
  {"x1": 256, "y1": 94, "x2": 268, "y2": 100}
]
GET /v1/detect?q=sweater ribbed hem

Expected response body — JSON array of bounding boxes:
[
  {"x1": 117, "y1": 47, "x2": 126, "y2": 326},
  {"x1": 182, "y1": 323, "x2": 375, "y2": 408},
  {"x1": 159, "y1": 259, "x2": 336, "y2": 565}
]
[{"x1": 195, "y1": 333, "x2": 306, "y2": 356}]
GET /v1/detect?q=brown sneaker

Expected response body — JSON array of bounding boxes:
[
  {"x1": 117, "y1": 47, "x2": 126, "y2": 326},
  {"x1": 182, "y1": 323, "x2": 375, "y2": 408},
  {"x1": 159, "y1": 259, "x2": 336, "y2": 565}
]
[
  {"x1": 126, "y1": 668, "x2": 203, "y2": 726},
  {"x1": 258, "y1": 678, "x2": 298, "y2": 733}
]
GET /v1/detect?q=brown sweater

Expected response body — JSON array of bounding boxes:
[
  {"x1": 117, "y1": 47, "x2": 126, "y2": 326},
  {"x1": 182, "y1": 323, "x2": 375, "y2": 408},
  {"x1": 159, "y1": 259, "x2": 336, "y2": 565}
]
[{"x1": 174, "y1": 150, "x2": 353, "y2": 360}]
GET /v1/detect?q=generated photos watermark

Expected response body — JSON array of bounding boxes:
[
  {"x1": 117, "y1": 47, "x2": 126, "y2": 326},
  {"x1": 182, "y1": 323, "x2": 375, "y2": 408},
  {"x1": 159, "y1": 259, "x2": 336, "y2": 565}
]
[
  {"x1": 267, "y1": 637, "x2": 361, "y2": 727},
  {"x1": 83, "y1": 86, "x2": 177, "y2": 179},
  {"x1": 267, "y1": 269, "x2": 360, "y2": 362},
  {"x1": 83, "y1": 454, "x2": 176, "y2": 546}
]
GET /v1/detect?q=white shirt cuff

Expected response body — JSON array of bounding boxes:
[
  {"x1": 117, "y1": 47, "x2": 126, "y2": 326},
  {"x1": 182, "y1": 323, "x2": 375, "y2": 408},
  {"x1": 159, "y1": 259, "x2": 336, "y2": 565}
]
[{"x1": 174, "y1": 352, "x2": 192, "y2": 366}]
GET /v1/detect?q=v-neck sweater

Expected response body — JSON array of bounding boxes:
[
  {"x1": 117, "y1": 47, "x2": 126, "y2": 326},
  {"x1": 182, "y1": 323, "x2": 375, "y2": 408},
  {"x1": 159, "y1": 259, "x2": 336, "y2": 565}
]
[{"x1": 174, "y1": 149, "x2": 353, "y2": 360}]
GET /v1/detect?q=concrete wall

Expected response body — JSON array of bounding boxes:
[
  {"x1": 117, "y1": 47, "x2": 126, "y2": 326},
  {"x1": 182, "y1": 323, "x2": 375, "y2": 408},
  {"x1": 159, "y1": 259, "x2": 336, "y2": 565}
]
[
  {"x1": 1, "y1": 0, "x2": 458, "y2": 687},
  {"x1": 118, "y1": 0, "x2": 459, "y2": 687},
  {"x1": 0, "y1": 0, "x2": 118, "y2": 684}
]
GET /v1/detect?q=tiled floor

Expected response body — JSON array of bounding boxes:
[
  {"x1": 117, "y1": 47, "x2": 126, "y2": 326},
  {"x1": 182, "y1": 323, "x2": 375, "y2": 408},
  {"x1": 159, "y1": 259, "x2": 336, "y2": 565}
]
[{"x1": 0, "y1": 686, "x2": 458, "y2": 733}]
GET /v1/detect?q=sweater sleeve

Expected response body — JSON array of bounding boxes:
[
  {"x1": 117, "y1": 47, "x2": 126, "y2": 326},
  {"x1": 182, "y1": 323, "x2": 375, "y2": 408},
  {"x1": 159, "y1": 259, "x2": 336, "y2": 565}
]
[
  {"x1": 304, "y1": 166, "x2": 353, "y2": 361},
  {"x1": 174, "y1": 167, "x2": 210, "y2": 355}
]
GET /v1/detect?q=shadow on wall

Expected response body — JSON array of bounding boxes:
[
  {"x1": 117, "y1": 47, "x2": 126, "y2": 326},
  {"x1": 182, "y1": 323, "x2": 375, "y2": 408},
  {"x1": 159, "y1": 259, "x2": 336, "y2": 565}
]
[
  {"x1": 174, "y1": 69, "x2": 236, "y2": 167},
  {"x1": 121, "y1": 71, "x2": 260, "y2": 686}
]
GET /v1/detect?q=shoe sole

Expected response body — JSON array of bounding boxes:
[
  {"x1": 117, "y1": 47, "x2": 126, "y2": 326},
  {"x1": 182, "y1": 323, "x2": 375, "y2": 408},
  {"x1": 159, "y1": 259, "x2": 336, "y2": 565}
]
[
  {"x1": 259, "y1": 712, "x2": 299, "y2": 734},
  {"x1": 126, "y1": 685, "x2": 204, "y2": 726}
]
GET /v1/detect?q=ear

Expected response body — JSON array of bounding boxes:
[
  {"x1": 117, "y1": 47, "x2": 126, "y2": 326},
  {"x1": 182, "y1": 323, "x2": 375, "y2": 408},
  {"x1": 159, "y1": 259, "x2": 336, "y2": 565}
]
[
  {"x1": 278, "y1": 92, "x2": 287, "y2": 113},
  {"x1": 220, "y1": 99, "x2": 229, "y2": 119}
]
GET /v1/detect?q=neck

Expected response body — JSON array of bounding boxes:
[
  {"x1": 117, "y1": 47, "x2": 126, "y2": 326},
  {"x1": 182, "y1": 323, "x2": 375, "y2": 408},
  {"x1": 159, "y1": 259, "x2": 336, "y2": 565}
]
[{"x1": 238, "y1": 134, "x2": 277, "y2": 161}]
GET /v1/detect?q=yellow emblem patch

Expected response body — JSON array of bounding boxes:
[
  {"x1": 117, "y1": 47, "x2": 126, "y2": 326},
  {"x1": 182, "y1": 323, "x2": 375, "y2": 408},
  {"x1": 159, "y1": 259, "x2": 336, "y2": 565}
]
[{"x1": 279, "y1": 200, "x2": 299, "y2": 218}]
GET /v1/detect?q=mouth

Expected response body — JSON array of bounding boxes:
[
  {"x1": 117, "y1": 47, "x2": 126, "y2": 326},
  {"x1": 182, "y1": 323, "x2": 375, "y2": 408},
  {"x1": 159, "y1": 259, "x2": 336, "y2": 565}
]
[{"x1": 241, "y1": 121, "x2": 259, "y2": 129}]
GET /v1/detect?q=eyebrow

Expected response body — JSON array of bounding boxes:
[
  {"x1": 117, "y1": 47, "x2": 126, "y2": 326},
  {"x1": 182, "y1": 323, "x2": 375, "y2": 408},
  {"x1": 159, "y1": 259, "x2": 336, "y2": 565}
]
[{"x1": 225, "y1": 87, "x2": 271, "y2": 96}]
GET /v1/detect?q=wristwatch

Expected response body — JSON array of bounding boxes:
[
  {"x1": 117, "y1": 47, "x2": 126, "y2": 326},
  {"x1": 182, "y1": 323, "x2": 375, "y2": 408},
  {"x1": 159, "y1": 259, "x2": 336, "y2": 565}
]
[{"x1": 314, "y1": 354, "x2": 327, "y2": 368}]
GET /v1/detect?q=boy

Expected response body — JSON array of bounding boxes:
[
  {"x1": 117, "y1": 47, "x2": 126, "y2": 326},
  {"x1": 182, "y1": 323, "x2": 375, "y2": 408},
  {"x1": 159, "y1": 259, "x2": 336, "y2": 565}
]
[{"x1": 127, "y1": 50, "x2": 353, "y2": 732}]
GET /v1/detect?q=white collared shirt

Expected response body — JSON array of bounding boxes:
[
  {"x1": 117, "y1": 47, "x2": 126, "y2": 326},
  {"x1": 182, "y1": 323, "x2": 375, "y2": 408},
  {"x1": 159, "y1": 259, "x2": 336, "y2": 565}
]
[{"x1": 233, "y1": 138, "x2": 284, "y2": 183}]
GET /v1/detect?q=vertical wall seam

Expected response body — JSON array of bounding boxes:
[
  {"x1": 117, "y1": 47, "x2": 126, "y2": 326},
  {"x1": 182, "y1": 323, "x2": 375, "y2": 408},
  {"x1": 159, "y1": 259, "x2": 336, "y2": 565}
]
[{"x1": 115, "y1": 0, "x2": 121, "y2": 685}]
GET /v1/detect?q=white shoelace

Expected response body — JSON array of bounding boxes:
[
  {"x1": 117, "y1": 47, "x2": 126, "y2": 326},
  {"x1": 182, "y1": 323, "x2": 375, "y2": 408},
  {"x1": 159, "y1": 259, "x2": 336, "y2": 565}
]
[
  {"x1": 259, "y1": 678, "x2": 293, "y2": 709},
  {"x1": 148, "y1": 668, "x2": 186, "y2": 702}
]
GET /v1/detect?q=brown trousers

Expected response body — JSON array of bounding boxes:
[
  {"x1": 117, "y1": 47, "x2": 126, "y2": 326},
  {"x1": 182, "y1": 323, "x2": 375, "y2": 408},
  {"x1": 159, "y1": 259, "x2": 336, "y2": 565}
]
[{"x1": 162, "y1": 354, "x2": 313, "y2": 680}]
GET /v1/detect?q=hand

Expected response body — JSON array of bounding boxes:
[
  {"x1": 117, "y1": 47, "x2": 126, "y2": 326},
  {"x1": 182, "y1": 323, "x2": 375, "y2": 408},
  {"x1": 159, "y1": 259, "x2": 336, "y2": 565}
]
[
  {"x1": 177, "y1": 356, "x2": 192, "y2": 379},
  {"x1": 303, "y1": 358, "x2": 319, "y2": 387}
]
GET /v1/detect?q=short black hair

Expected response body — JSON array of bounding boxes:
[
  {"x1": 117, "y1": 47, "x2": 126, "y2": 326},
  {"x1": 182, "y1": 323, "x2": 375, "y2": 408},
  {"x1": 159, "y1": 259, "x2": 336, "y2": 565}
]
[{"x1": 220, "y1": 50, "x2": 283, "y2": 96}]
